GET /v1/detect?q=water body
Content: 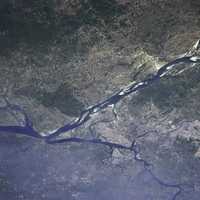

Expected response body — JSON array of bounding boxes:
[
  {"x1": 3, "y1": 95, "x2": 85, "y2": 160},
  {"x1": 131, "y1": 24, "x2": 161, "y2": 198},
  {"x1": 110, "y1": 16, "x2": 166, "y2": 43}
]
[
  {"x1": 0, "y1": 56, "x2": 199, "y2": 140},
  {"x1": 0, "y1": 55, "x2": 199, "y2": 200}
]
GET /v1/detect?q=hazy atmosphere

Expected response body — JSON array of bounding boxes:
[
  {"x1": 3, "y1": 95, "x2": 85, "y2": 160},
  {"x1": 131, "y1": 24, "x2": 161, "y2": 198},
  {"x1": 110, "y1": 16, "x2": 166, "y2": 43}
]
[{"x1": 0, "y1": 0, "x2": 200, "y2": 200}]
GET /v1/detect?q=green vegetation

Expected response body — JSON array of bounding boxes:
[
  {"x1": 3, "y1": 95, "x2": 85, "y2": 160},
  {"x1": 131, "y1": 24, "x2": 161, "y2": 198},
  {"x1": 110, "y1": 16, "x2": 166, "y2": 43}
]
[
  {"x1": 130, "y1": 66, "x2": 200, "y2": 119},
  {"x1": 77, "y1": 0, "x2": 124, "y2": 25},
  {"x1": 174, "y1": 136, "x2": 198, "y2": 155},
  {"x1": 40, "y1": 82, "x2": 85, "y2": 117},
  {"x1": 15, "y1": 82, "x2": 85, "y2": 117},
  {"x1": 0, "y1": 176, "x2": 10, "y2": 193}
]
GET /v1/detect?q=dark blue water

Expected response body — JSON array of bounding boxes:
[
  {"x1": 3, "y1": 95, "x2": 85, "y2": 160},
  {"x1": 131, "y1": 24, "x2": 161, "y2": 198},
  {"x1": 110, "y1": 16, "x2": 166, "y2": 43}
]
[
  {"x1": 1, "y1": 56, "x2": 198, "y2": 140},
  {"x1": 0, "y1": 55, "x2": 199, "y2": 200}
]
